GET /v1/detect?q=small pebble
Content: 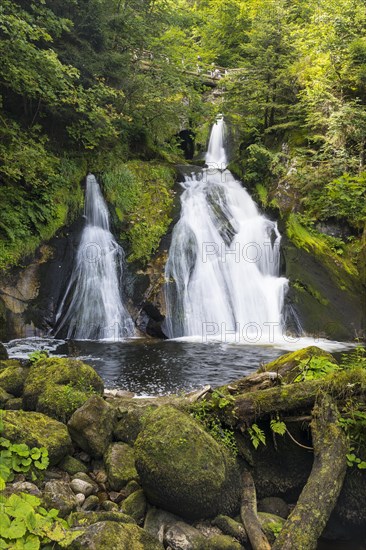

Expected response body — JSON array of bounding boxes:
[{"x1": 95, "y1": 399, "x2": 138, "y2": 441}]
[
  {"x1": 75, "y1": 493, "x2": 86, "y2": 506},
  {"x1": 109, "y1": 491, "x2": 124, "y2": 504}
]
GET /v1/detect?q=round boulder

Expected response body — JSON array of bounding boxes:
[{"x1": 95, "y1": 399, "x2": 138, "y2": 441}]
[{"x1": 134, "y1": 406, "x2": 241, "y2": 520}]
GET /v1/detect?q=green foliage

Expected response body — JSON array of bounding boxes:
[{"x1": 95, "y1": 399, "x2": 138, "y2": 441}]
[
  {"x1": 247, "y1": 423, "x2": 266, "y2": 450},
  {"x1": 103, "y1": 161, "x2": 175, "y2": 263},
  {"x1": 0, "y1": 420, "x2": 49, "y2": 490},
  {"x1": 0, "y1": 492, "x2": 80, "y2": 549},
  {"x1": 270, "y1": 417, "x2": 287, "y2": 436},
  {"x1": 191, "y1": 395, "x2": 238, "y2": 455},
  {"x1": 268, "y1": 521, "x2": 283, "y2": 538},
  {"x1": 293, "y1": 356, "x2": 340, "y2": 383},
  {"x1": 27, "y1": 351, "x2": 49, "y2": 366}
]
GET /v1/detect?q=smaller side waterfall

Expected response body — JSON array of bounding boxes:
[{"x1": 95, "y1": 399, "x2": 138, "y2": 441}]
[{"x1": 55, "y1": 175, "x2": 135, "y2": 340}]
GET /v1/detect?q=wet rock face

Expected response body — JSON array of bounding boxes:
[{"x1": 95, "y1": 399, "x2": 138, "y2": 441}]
[
  {"x1": 134, "y1": 406, "x2": 241, "y2": 520},
  {"x1": 281, "y1": 232, "x2": 365, "y2": 341}
]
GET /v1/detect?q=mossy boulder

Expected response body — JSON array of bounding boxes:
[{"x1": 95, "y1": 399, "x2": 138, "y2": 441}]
[
  {"x1": 261, "y1": 346, "x2": 337, "y2": 383},
  {"x1": 23, "y1": 357, "x2": 104, "y2": 420},
  {"x1": 134, "y1": 406, "x2": 241, "y2": 520},
  {"x1": 0, "y1": 362, "x2": 28, "y2": 396},
  {"x1": 69, "y1": 521, "x2": 164, "y2": 549},
  {"x1": 69, "y1": 511, "x2": 136, "y2": 528},
  {"x1": 121, "y1": 489, "x2": 146, "y2": 525},
  {"x1": 68, "y1": 396, "x2": 115, "y2": 458},
  {"x1": 37, "y1": 384, "x2": 92, "y2": 423},
  {"x1": 0, "y1": 409, "x2": 72, "y2": 464},
  {"x1": 104, "y1": 442, "x2": 139, "y2": 491}
]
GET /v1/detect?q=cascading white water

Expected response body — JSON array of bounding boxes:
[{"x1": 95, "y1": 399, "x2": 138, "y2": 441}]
[
  {"x1": 164, "y1": 117, "x2": 289, "y2": 343},
  {"x1": 55, "y1": 174, "x2": 135, "y2": 340}
]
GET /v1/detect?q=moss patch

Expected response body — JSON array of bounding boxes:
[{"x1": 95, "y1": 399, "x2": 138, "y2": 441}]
[
  {"x1": 0, "y1": 409, "x2": 72, "y2": 464},
  {"x1": 23, "y1": 357, "x2": 103, "y2": 421},
  {"x1": 102, "y1": 161, "x2": 175, "y2": 263},
  {"x1": 134, "y1": 406, "x2": 241, "y2": 520}
]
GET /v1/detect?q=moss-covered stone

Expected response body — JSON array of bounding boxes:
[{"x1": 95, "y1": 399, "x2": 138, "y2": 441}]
[
  {"x1": 68, "y1": 511, "x2": 136, "y2": 528},
  {"x1": 134, "y1": 406, "x2": 241, "y2": 520},
  {"x1": 121, "y1": 489, "x2": 146, "y2": 525},
  {"x1": 23, "y1": 357, "x2": 104, "y2": 414},
  {"x1": 211, "y1": 515, "x2": 247, "y2": 545},
  {"x1": 207, "y1": 535, "x2": 244, "y2": 549},
  {"x1": 258, "y1": 512, "x2": 285, "y2": 544},
  {"x1": 262, "y1": 346, "x2": 337, "y2": 383},
  {"x1": 37, "y1": 383, "x2": 91, "y2": 423},
  {"x1": 104, "y1": 442, "x2": 139, "y2": 491},
  {"x1": 114, "y1": 405, "x2": 157, "y2": 444},
  {"x1": 68, "y1": 396, "x2": 115, "y2": 458},
  {"x1": 0, "y1": 363, "x2": 28, "y2": 396},
  {"x1": 0, "y1": 409, "x2": 72, "y2": 464},
  {"x1": 59, "y1": 455, "x2": 89, "y2": 475},
  {"x1": 69, "y1": 520, "x2": 164, "y2": 549},
  {"x1": 0, "y1": 386, "x2": 13, "y2": 407},
  {"x1": 0, "y1": 359, "x2": 20, "y2": 371},
  {"x1": 3, "y1": 397, "x2": 23, "y2": 410},
  {"x1": 43, "y1": 480, "x2": 78, "y2": 518}
]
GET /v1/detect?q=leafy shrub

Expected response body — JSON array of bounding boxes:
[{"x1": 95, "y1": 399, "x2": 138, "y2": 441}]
[
  {"x1": 0, "y1": 493, "x2": 80, "y2": 549},
  {"x1": 0, "y1": 422, "x2": 49, "y2": 490}
]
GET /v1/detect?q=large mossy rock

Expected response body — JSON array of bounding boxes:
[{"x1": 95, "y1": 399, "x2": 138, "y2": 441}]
[
  {"x1": 134, "y1": 406, "x2": 241, "y2": 520},
  {"x1": 104, "y1": 442, "x2": 139, "y2": 491},
  {"x1": 0, "y1": 361, "x2": 29, "y2": 396},
  {"x1": 69, "y1": 521, "x2": 164, "y2": 550},
  {"x1": 68, "y1": 396, "x2": 115, "y2": 458},
  {"x1": 261, "y1": 346, "x2": 337, "y2": 383},
  {"x1": 23, "y1": 358, "x2": 104, "y2": 422},
  {"x1": 0, "y1": 409, "x2": 72, "y2": 464}
]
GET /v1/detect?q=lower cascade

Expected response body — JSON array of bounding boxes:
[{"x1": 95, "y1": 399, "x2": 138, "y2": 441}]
[
  {"x1": 164, "y1": 117, "x2": 289, "y2": 342},
  {"x1": 55, "y1": 174, "x2": 135, "y2": 340}
]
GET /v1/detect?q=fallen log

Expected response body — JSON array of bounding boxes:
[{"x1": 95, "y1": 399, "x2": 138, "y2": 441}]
[
  {"x1": 240, "y1": 470, "x2": 271, "y2": 550},
  {"x1": 272, "y1": 395, "x2": 348, "y2": 550}
]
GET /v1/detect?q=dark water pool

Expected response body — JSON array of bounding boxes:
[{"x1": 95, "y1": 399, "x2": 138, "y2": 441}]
[
  {"x1": 5, "y1": 337, "x2": 290, "y2": 394},
  {"x1": 5, "y1": 336, "x2": 354, "y2": 395}
]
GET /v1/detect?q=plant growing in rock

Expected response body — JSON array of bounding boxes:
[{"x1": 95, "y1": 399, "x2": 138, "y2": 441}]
[
  {"x1": 27, "y1": 351, "x2": 49, "y2": 365},
  {"x1": 191, "y1": 393, "x2": 238, "y2": 455},
  {"x1": 0, "y1": 420, "x2": 49, "y2": 490}
]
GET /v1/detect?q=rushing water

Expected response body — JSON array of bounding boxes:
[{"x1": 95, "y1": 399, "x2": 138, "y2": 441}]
[
  {"x1": 55, "y1": 174, "x2": 134, "y2": 340},
  {"x1": 164, "y1": 117, "x2": 289, "y2": 342}
]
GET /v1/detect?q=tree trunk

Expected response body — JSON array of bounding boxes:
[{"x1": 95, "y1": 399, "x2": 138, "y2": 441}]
[{"x1": 272, "y1": 395, "x2": 348, "y2": 550}]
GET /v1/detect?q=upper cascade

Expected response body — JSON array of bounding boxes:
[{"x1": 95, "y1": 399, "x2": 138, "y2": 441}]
[
  {"x1": 164, "y1": 117, "x2": 290, "y2": 344},
  {"x1": 205, "y1": 115, "x2": 228, "y2": 168},
  {"x1": 55, "y1": 174, "x2": 135, "y2": 340}
]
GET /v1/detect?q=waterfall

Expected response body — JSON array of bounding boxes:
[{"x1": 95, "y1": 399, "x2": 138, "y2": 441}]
[
  {"x1": 164, "y1": 116, "x2": 289, "y2": 343},
  {"x1": 55, "y1": 174, "x2": 135, "y2": 340}
]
